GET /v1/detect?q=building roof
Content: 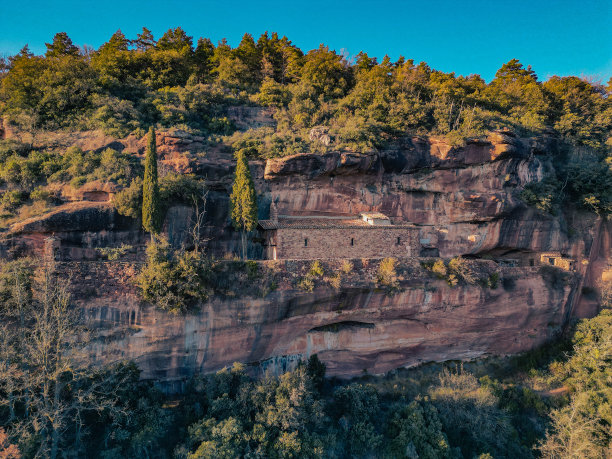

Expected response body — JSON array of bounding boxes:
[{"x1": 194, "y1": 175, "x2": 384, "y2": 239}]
[
  {"x1": 258, "y1": 216, "x2": 415, "y2": 230},
  {"x1": 360, "y1": 212, "x2": 389, "y2": 220}
]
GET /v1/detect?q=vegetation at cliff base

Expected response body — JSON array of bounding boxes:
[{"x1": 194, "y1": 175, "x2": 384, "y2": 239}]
[
  {"x1": 0, "y1": 253, "x2": 610, "y2": 457},
  {"x1": 0, "y1": 265, "x2": 612, "y2": 459}
]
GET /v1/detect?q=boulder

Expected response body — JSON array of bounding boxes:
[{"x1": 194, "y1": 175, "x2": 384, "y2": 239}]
[
  {"x1": 264, "y1": 151, "x2": 380, "y2": 180},
  {"x1": 309, "y1": 126, "x2": 332, "y2": 146}
]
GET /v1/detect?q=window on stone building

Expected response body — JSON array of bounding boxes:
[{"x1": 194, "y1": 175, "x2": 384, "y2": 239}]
[
  {"x1": 397, "y1": 236, "x2": 401, "y2": 245},
  {"x1": 304, "y1": 238, "x2": 308, "y2": 247},
  {"x1": 350, "y1": 238, "x2": 354, "y2": 246}
]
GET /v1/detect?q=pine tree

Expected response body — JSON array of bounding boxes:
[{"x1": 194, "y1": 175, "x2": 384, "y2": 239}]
[
  {"x1": 45, "y1": 32, "x2": 80, "y2": 58},
  {"x1": 230, "y1": 150, "x2": 258, "y2": 259},
  {"x1": 135, "y1": 27, "x2": 156, "y2": 51},
  {"x1": 142, "y1": 127, "x2": 162, "y2": 238}
]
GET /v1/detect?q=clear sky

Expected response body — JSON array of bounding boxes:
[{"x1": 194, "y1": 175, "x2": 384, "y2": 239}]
[{"x1": 0, "y1": 0, "x2": 611, "y2": 82}]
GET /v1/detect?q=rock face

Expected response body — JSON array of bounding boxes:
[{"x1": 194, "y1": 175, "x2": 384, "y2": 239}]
[
  {"x1": 73, "y1": 260, "x2": 574, "y2": 380},
  {"x1": 227, "y1": 106, "x2": 276, "y2": 130},
  {"x1": 2, "y1": 202, "x2": 143, "y2": 260},
  {"x1": 1, "y1": 128, "x2": 609, "y2": 384},
  {"x1": 264, "y1": 151, "x2": 380, "y2": 180}
]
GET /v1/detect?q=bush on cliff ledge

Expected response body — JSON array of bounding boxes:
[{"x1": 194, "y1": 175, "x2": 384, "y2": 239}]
[
  {"x1": 377, "y1": 257, "x2": 400, "y2": 289},
  {"x1": 137, "y1": 238, "x2": 212, "y2": 313}
]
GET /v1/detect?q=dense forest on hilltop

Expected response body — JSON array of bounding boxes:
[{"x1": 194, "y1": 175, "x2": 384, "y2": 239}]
[{"x1": 1, "y1": 28, "x2": 611, "y2": 151}]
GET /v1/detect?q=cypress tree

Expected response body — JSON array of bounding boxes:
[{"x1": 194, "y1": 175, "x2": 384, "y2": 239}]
[
  {"x1": 142, "y1": 126, "x2": 162, "y2": 238},
  {"x1": 230, "y1": 150, "x2": 258, "y2": 259}
]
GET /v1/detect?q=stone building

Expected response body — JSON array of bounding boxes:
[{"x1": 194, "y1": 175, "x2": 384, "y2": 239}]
[
  {"x1": 258, "y1": 205, "x2": 419, "y2": 260},
  {"x1": 539, "y1": 252, "x2": 576, "y2": 271}
]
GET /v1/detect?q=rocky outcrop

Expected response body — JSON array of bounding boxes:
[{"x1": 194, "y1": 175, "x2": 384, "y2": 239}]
[
  {"x1": 309, "y1": 126, "x2": 332, "y2": 146},
  {"x1": 227, "y1": 106, "x2": 276, "y2": 130},
  {"x1": 73, "y1": 260, "x2": 575, "y2": 380},
  {"x1": 380, "y1": 129, "x2": 532, "y2": 174},
  {"x1": 10, "y1": 202, "x2": 119, "y2": 234},
  {"x1": 47, "y1": 180, "x2": 120, "y2": 203},
  {"x1": 2, "y1": 202, "x2": 143, "y2": 260},
  {"x1": 264, "y1": 151, "x2": 380, "y2": 180},
  {"x1": 253, "y1": 132, "x2": 570, "y2": 262},
  {"x1": 1, "y1": 126, "x2": 609, "y2": 384}
]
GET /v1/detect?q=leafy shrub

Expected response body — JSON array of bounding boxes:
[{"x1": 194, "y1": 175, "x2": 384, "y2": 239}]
[
  {"x1": 93, "y1": 148, "x2": 139, "y2": 186},
  {"x1": 56, "y1": 147, "x2": 100, "y2": 181},
  {"x1": 298, "y1": 260, "x2": 324, "y2": 291},
  {"x1": 489, "y1": 272, "x2": 500, "y2": 289},
  {"x1": 113, "y1": 177, "x2": 142, "y2": 219},
  {"x1": 520, "y1": 177, "x2": 561, "y2": 214},
  {"x1": 151, "y1": 83, "x2": 236, "y2": 134},
  {"x1": 431, "y1": 259, "x2": 447, "y2": 278},
  {"x1": 256, "y1": 77, "x2": 292, "y2": 107},
  {"x1": 0, "y1": 190, "x2": 26, "y2": 211},
  {"x1": 328, "y1": 273, "x2": 342, "y2": 289},
  {"x1": 70, "y1": 176, "x2": 87, "y2": 189},
  {"x1": 377, "y1": 257, "x2": 399, "y2": 289},
  {"x1": 297, "y1": 276, "x2": 315, "y2": 292},
  {"x1": 308, "y1": 260, "x2": 324, "y2": 278},
  {"x1": 97, "y1": 244, "x2": 133, "y2": 261},
  {"x1": 245, "y1": 260, "x2": 258, "y2": 279},
  {"x1": 136, "y1": 238, "x2": 212, "y2": 313},
  {"x1": 341, "y1": 259, "x2": 354, "y2": 274},
  {"x1": 424, "y1": 258, "x2": 479, "y2": 287},
  {"x1": 0, "y1": 139, "x2": 30, "y2": 161},
  {"x1": 90, "y1": 94, "x2": 141, "y2": 137},
  {"x1": 159, "y1": 173, "x2": 206, "y2": 205},
  {"x1": 29, "y1": 186, "x2": 52, "y2": 202},
  {"x1": 448, "y1": 257, "x2": 478, "y2": 285},
  {"x1": 563, "y1": 158, "x2": 612, "y2": 216},
  {"x1": 0, "y1": 151, "x2": 60, "y2": 188}
]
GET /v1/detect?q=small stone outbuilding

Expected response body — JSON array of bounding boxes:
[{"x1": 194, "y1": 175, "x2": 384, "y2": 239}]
[{"x1": 539, "y1": 252, "x2": 576, "y2": 271}]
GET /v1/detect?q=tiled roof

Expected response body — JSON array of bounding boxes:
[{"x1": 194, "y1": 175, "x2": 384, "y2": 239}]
[
  {"x1": 259, "y1": 218, "x2": 415, "y2": 230},
  {"x1": 360, "y1": 212, "x2": 389, "y2": 220}
]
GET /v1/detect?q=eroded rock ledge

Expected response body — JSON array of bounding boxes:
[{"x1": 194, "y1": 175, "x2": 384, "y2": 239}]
[{"x1": 65, "y1": 259, "x2": 576, "y2": 381}]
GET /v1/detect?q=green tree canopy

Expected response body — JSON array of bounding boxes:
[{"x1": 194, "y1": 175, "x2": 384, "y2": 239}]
[
  {"x1": 142, "y1": 126, "x2": 162, "y2": 235},
  {"x1": 45, "y1": 32, "x2": 80, "y2": 58},
  {"x1": 135, "y1": 27, "x2": 156, "y2": 51},
  {"x1": 157, "y1": 27, "x2": 193, "y2": 52},
  {"x1": 230, "y1": 150, "x2": 258, "y2": 259}
]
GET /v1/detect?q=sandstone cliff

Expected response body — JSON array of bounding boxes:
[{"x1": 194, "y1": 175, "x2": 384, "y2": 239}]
[
  {"x1": 1, "y1": 127, "x2": 609, "y2": 381},
  {"x1": 71, "y1": 259, "x2": 575, "y2": 381}
]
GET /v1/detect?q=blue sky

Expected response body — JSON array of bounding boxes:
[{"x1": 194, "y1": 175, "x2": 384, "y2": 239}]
[{"x1": 1, "y1": 0, "x2": 611, "y2": 82}]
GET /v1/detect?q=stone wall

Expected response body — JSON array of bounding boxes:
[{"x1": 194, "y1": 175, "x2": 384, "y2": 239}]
[{"x1": 268, "y1": 226, "x2": 420, "y2": 260}]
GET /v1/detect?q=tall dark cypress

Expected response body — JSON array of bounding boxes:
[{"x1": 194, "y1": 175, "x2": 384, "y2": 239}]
[
  {"x1": 142, "y1": 127, "x2": 162, "y2": 237},
  {"x1": 230, "y1": 150, "x2": 258, "y2": 259}
]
